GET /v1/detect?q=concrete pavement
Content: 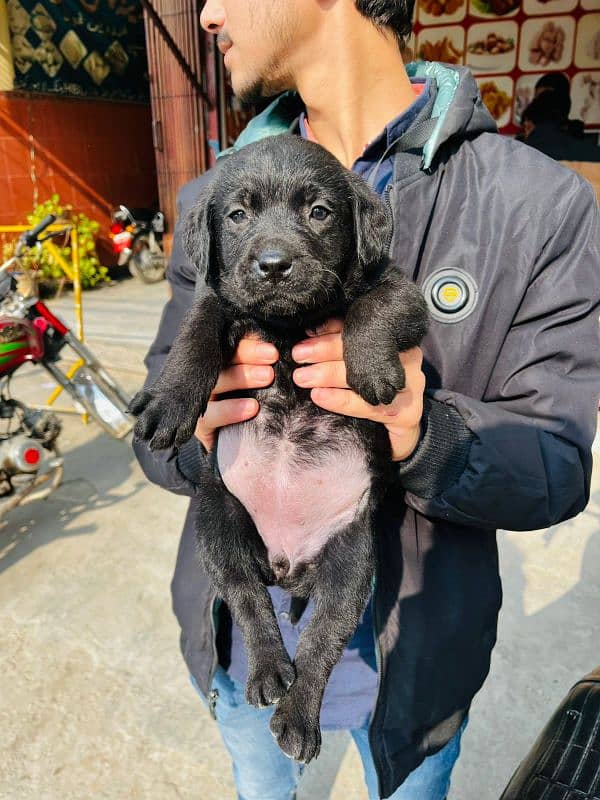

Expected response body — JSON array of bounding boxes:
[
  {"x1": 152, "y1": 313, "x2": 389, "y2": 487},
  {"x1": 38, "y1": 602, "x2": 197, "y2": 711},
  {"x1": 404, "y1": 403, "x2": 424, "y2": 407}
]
[{"x1": 1, "y1": 277, "x2": 598, "y2": 800}]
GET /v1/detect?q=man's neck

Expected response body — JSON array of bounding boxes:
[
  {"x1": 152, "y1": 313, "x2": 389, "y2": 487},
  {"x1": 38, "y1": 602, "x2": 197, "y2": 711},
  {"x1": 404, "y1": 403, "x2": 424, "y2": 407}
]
[{"x1": 288, "y1": 12, "x2": 415, "y2": 168}]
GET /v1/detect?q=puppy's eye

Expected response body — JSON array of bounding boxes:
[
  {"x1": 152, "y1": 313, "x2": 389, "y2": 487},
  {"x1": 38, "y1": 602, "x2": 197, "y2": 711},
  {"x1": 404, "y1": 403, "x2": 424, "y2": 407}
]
[
  {"x1": 229, "y1": 209, "x2": 247, "y2": 223},
  {"x1": 310, "y1": 206, "x2": 330, "y2": 221}
]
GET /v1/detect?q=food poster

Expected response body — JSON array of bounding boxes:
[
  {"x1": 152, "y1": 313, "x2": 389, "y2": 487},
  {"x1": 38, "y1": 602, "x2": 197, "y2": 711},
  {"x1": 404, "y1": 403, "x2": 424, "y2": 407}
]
[
  {"x1": 5, "y1": 0, "x2": 149, "y2": 101},
  {"x1": 410, "y1": 0, "x2": 600, "y2": 133}
]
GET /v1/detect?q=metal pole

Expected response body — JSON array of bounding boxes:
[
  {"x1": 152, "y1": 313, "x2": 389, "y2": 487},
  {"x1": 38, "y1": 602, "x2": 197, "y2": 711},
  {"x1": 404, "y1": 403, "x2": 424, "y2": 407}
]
[
  {"x1": 140, "y1": 0, "x2": 212, "y2": 108},
  {"x1": 70, "y1": 228, "x2": 84, "y2": 342},
  {"x1": 215, "y1": 39, "x2": 228, "y2": 152}
]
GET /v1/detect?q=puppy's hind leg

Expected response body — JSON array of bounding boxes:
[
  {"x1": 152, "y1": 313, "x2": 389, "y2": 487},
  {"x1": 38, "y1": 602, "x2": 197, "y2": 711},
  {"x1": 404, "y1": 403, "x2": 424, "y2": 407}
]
[
  {"x1": 270, "y1": 509, "x2": 375, "y2": 763},
  {"x1": 195, "y1": 462, "x2": 295, "y2": 708}
]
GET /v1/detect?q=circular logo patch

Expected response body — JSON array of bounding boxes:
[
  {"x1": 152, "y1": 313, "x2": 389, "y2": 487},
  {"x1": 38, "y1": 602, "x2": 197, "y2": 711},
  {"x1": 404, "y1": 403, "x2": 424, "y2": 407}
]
[{"x1": 422, "y1": 269, "x2": 478, "y2": 324}]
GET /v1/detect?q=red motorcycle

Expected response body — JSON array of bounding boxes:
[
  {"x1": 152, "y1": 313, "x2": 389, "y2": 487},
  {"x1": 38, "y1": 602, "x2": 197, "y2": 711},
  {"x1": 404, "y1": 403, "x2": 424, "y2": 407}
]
[
  {"x1": 109, "y1": 205, "x2": 166, "y2": 284},
  {"x1": 0, "y1": 215, "x2": 133, "y2": 519}
]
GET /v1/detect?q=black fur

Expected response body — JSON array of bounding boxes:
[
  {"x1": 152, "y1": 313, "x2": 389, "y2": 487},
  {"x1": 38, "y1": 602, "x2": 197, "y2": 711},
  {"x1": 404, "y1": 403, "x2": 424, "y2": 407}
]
[{"x1": 131, "y1": 135, "x2": 428, "y2": 763}]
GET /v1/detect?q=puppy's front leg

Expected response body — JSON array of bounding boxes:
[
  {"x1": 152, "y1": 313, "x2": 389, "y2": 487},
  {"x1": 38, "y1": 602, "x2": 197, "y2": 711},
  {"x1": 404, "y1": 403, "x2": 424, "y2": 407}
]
[
  {"x1": 343, "y1": 271, "x2": 428, "y2": 406},
  {"x1": 131, "y1": 290, "x2": 233, "y2": 450},
  {"x1": 270, "y1": 510, "x2": 375, "y2": 763}
]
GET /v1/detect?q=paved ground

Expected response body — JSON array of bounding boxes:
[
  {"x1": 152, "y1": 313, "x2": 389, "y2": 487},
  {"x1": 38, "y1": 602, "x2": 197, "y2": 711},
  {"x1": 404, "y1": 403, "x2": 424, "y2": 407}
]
[{"x1": 1, "y1": 277, "x2": 599, "y2": 800}]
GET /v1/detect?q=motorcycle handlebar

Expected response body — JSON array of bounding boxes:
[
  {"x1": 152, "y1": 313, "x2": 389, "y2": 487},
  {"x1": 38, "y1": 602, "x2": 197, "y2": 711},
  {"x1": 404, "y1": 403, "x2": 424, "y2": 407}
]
[{"x1": 20, "y1": 214, "x2": 57, "y2": 247}]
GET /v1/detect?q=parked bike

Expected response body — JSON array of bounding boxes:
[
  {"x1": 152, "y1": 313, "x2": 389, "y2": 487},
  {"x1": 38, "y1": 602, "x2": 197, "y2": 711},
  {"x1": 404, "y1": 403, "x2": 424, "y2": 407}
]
[
  {"x1": 109, "y1": 205, "x2": 166, "y2": 284},
  {"x1": 0, "y1": 215, "x2": 133, "y2": 519}
]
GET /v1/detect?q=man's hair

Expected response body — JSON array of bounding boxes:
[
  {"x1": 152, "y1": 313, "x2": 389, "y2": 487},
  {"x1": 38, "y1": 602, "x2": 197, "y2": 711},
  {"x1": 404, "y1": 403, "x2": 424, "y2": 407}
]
[
  {"x1": 535, "y1": 72, "x2": 570, "y2": 100},
  {"x1": 523, "y1": 90, "x2": 570, "y2": 126},
  {"x1": 354, "y1": 0, "x2": 415, "y2": 45}
]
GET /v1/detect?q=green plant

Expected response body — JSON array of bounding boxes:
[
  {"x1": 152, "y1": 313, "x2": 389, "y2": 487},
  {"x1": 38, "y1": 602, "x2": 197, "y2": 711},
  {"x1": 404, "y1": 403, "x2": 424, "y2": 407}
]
[{"x1": 24, "y1": 195, "x2": 110, "y2": 289}]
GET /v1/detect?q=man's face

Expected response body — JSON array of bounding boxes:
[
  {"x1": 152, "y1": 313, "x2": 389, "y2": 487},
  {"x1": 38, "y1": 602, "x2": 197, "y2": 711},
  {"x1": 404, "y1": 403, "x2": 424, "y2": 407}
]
[{"x1": 200, "y1": 1, "x2": 316, "y2": 104}]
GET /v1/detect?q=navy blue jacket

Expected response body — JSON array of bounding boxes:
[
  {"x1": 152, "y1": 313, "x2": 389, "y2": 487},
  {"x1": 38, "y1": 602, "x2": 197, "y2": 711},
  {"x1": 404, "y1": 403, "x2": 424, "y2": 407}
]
[{"x1": 133, "y1": 63, "x2": 600, "y2": 798}]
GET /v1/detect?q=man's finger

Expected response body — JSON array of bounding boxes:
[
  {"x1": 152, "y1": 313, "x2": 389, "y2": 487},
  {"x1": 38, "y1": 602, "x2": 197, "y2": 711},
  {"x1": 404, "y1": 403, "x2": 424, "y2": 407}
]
[
  {"x1": 196, "y1": 397, "x2": 259, "y2": 434},
  {"x1": 310, "y1": 386, "x2": 416, "y2": 421},
  {"x1": 399, "y1": 346, "x2": 423, "y2": 371},
  {"x1": 213, "y1": 363, "x2": 274, "y2": 395},
  {"x1": 231, "y1": 337, "x2": 279, "y2": 365},
  {"x1": 309, "y1": 388, "x2": 376, "y2": 419},
  {"x1": 293, "y1": 360, "x2": 348, "y2": 389},
  {"x1": 292, "y1": 333, "x2": 344, "y2": 364}
]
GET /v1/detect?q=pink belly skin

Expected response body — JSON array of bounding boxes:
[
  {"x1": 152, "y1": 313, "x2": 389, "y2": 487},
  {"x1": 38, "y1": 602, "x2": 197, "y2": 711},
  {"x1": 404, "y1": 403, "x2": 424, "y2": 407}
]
[{"x1": 217, "y1": 418, "x2": 371, "y2": 574}]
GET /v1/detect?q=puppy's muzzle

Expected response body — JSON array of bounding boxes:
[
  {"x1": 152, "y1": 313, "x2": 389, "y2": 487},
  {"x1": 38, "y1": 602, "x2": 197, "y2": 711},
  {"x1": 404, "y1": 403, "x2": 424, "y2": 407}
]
[{"x1": 256, "y1": 250, "x2": 293, "y2": 283}]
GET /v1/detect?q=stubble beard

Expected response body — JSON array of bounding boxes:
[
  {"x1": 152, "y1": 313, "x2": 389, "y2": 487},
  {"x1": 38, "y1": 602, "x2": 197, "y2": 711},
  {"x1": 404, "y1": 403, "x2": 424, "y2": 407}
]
[
  {"x1": 234, "y1": 68, "x2": 292, "y2": 106},
  {"x1": 230, "y1": 3, "x2": 298, "y2": 106}
]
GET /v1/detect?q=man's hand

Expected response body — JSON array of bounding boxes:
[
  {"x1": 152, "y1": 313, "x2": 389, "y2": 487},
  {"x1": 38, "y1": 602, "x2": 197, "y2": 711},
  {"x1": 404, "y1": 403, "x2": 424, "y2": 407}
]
[
  {"x1": 194, "y1": 335, "x2": 278, "y2": 452},
  {"x1": 291, "y1": 320, "x2": 425, "y2": 461}
]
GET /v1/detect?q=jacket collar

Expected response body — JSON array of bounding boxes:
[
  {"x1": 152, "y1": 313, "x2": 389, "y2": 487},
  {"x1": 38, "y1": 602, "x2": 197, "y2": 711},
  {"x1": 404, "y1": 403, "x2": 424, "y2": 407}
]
[{"x1": 217, "y1": 63, "x2": 496, "y2": 172}]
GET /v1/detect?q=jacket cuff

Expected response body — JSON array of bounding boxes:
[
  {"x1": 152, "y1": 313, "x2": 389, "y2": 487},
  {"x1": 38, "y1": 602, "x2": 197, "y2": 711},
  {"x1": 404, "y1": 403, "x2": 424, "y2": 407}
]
[
  {"x1": 396, "y1": 397, "x2": 474, "y2": 499},
  {"x1": 176, "y1": 437, "x2": 206, "y2": 485}
]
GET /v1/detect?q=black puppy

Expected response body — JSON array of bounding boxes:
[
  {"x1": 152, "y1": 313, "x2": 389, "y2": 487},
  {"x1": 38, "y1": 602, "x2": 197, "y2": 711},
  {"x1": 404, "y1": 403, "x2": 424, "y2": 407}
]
[{"x1": 132, "y1": 134, "x2": 427, "y2": 763}]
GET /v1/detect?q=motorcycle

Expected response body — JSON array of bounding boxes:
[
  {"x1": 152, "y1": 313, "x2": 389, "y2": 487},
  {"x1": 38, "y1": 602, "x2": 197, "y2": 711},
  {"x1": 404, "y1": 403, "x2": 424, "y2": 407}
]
[
  {"x1": 109, "y1": 205, "x2": 166, "y2": 284},
  {"x1": 0, "y1": 215, "x2": 133, "y2": 519}
]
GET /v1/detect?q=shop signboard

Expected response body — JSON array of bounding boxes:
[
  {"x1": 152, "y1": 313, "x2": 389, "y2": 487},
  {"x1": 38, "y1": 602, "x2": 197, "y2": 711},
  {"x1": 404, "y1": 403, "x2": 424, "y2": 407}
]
[{"x1": 410, "y1": 0, "x2": 600, "y2": 132}]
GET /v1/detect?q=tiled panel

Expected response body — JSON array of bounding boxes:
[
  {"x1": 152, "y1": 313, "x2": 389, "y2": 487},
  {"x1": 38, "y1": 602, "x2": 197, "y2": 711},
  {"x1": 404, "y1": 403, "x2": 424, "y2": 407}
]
[
  {"x1": 0, "y1": 177, "x2": 14, "y2": 222},
  {"x1": 9, "y1": 175, "x2": 35, "y2": 213}
]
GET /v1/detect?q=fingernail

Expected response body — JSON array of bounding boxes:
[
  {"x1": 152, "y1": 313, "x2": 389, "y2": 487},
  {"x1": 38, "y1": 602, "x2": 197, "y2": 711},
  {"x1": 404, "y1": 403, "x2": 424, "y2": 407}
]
[
  {"x1": 293, "y1": 344, "x2": 312, "y2": 363},
  {"x1": 240, "y1": 399, "x2": 258, "y2": 415},
  {"x1": 257, "y1": 343, "x2": 278, "y2": 359},
  {"x1": 251, "y1": 366, "x2": 272, "y2": 381},
  {"x1": 311, "y1": 388, "x2": 328, "y2": 402},
  {"x1": 294, "y1": 366, "x2": 314, "y2": 386}
]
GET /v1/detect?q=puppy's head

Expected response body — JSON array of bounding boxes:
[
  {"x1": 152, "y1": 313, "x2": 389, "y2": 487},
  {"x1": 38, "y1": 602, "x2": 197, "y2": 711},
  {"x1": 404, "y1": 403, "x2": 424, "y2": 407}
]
[{"x1": 183, "y1": 134, "x2": 391, "y2": 321}]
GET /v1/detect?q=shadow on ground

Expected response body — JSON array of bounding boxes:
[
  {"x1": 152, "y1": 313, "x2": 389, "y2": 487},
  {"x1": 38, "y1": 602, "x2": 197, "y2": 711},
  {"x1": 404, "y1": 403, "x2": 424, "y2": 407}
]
[{"x1": 0, "y1": 430, "x2": 145, "y2": 576}]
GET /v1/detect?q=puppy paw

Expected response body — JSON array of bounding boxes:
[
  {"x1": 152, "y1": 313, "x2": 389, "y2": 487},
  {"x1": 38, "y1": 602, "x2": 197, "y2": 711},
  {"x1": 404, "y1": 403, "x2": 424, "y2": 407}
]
[
  {"x1": 128, "y1": 389, "x2": 153, "y2": 416},
  {"x1": 132, "y1": 385, "x2": 208, "y2": 450},
  {"x1": 269, "y1": 690, "x2": 321, "y2": 763},
  {"x1": 246, "y1": 656, "x2": 296, "y2": 708},
  {"x1": 345, "y1": 354, "x2": 406, "y2": 406}
]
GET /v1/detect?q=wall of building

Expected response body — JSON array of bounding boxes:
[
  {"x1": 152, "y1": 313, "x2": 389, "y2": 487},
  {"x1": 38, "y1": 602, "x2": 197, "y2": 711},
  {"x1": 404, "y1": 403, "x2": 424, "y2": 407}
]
[{"x1": 0, "y1": 92, "x2": 157, "y2": 246}]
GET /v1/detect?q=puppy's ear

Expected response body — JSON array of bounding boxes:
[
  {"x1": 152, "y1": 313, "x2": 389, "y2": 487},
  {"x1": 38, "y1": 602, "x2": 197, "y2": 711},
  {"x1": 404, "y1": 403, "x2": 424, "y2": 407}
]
[
  {"x1": 182, "y1": 182, "x2": 217, "y2": 282},
  {"x1": 347, "y1": 171, "x2": 393, "y2": 270}
]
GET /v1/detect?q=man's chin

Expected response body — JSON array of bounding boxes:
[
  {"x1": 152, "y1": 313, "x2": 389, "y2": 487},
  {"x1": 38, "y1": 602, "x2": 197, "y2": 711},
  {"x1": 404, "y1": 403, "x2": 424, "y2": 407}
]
[{"x1": 229, "y1": 71, "x2": 288, "y2": 107}]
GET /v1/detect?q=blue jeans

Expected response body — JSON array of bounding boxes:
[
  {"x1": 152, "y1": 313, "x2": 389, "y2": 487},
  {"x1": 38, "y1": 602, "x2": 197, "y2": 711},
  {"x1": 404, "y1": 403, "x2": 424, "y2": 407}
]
[{"x1": 190, "y1": 667, "x2": 467, "y2": 800}]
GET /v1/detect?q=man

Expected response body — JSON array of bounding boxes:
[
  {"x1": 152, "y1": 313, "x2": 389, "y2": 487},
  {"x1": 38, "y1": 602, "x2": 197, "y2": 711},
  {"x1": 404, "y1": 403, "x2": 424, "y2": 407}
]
[
  {"x1": 534, "y1": 72, "x2": 585, "y2": 139},
  {"x1": 132, "y1": 2, "x2": 600, "y2": 798},
  {"x1": 522, "y1": 91, "x2": 600, "y2": 163}
]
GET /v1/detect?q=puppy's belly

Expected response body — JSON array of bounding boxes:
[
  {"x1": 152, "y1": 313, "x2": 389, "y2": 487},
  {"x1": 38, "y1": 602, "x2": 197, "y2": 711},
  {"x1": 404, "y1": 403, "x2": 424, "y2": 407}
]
[{"x1": 216, "y1": 419, "x2": 371, "y2": 574}]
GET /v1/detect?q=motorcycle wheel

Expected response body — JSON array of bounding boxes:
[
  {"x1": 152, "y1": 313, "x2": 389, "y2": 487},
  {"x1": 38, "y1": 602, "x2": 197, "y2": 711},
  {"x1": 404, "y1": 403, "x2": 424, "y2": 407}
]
[{"x1": 129, "y1": 235, "x2": 165, "y2": 284}]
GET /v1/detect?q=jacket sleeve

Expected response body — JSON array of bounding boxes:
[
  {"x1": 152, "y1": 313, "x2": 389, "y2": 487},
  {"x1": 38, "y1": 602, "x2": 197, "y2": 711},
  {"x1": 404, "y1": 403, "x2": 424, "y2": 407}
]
[
  {"x1": 398, "y1": 177, "x2": 600, "y2": 531},
  {"x1": 131, "y1": 176, "x2": 211, "y2": 496}
]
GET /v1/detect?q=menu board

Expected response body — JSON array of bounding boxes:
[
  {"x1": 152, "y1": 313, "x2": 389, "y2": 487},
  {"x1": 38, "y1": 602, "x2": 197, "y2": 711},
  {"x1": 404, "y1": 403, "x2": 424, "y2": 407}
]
[{"x1": 409, "y1": 0, "x2": 600, "y2": 133}]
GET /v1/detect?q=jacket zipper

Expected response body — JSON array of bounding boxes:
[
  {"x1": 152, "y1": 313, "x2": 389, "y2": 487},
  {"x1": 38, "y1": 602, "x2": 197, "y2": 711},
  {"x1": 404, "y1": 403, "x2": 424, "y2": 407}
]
[
  {"x1": 369, "y1": 575, "x2": 385, "y2": 797},
  {"x1": 382, "y1": 184, "x2": 394, "y2": 256},
  {"x1": 207, "y1": 688, "x2": 219, "y2": 720},
  {"x1": 207, "y1": 592, "x2": 220, "y2": 717},
  {"x1": 368, "y1": 183, "x2": 393, "y2": 800}
]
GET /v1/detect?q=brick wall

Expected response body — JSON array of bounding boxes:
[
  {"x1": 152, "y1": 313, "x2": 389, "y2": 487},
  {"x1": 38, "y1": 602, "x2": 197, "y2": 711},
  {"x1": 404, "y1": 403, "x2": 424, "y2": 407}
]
[{"x1": 0, "y1": 92, "x2": 157, "y2": 247}]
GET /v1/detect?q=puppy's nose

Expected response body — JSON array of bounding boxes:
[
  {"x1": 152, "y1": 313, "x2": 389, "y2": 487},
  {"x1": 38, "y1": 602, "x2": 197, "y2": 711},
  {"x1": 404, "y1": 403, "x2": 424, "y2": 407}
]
[{"x1": 257, "y1": 250, "x2": 292, "y2": 280}]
